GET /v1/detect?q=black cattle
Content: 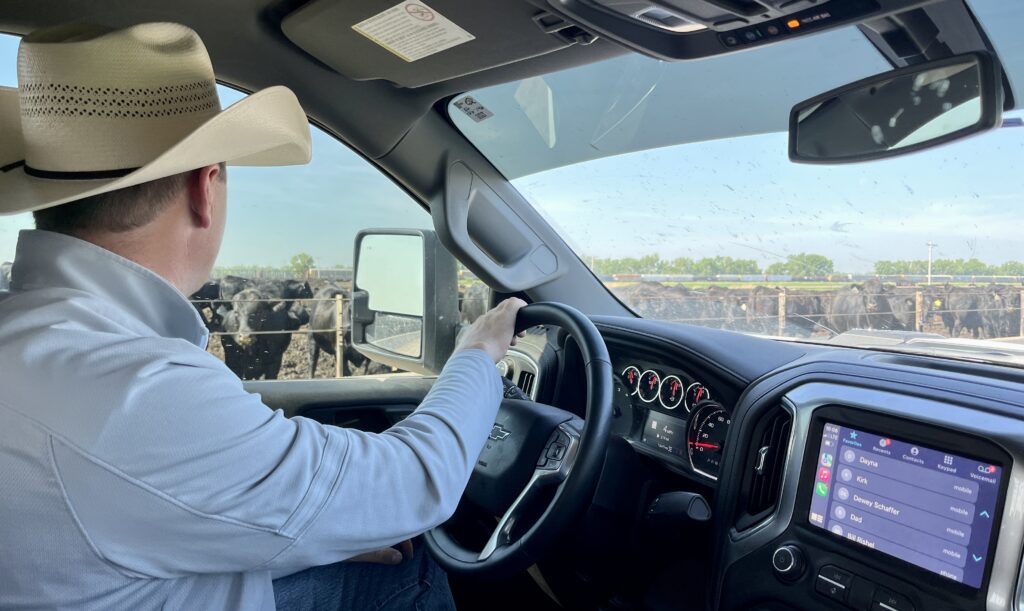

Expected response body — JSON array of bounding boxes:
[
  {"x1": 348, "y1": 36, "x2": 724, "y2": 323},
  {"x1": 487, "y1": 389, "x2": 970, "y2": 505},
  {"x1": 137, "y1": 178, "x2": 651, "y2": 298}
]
[
  {"x1": 884, "y1": 286, "x2": 918, "y2": 331},
  {"x1": 828, "y1": 280, "x2": 904, "y2": 333},
  {"x1": 214, "y1": 275, "x2": 255, "y2": 321},
  {"x1": 308, "y1": 285, "x2": 362, "y2": 378},
  {"x1": 612, "y1": 282, "x2": 706, "y2": 323},
  {"x1": 221, "y1": 287, "x2": 304, "y2": 380},
  {"x1": 306, "y1": 284, "x2": 394, "y2": 378},
  {"x1": 924, "y1": 285, "x2": 985, "y2": 339},
  {"x1": 257, "y1": 278, "x2": 314, "y2": 304},
  {"x1": 983, "y1": 284, "x2": 1021, "y2": 338},
  {"x1": 459, "y1": 283, "x2": 490, "y2": 325},
  {"x1": 701, "y1": 286, "x2": 748, "y2": 331},
  {"x1": 743, "y1": 286, "x2": 827, "y2": 337},
  {"x1": 215, "y1": 276, "x2": 311, "y2": 331},
  {"x1": 189, "y1": 280, "x2": 222, "y2": 331},
  {"x1": 0, "y1": 261, "x2": 11, "y2": 291}
]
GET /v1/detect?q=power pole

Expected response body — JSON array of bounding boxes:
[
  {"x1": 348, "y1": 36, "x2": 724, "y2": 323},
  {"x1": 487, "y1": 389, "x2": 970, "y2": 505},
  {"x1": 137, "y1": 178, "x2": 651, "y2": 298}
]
[{"x1": 926, "y1": 242, "x2": 937, "y2": 285}]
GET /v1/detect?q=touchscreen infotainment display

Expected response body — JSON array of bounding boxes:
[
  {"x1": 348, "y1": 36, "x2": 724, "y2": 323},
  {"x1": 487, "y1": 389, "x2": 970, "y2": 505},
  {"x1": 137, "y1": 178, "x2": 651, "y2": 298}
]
[{"x1": 807, "y1": 423, "x2": 1002, "y2": 588}]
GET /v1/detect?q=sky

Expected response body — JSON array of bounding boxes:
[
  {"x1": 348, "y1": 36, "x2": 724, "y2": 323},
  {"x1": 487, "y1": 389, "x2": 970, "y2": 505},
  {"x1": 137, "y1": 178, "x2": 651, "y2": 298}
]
[{"x1": 2, "y1": 1, "x2": 1023, "y2": 273}]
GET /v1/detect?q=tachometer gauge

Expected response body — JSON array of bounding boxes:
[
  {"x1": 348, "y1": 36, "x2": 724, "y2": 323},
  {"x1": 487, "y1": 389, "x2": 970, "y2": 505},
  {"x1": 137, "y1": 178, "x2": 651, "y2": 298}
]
[
  {"x1": 637, "y1": 370, "x2": 661, "y2": 403},
  {"x1": 684, "y1": 382, "x2": 711, "y2": 412},
  {"x1": 659, "y1": 375, "x2": 684, "y2": 410},
  {"x1": 620, "y1": 365, "x2": 641, "y2": 396},
  {"x1": 688, "y1": 402, "x2": 730, "y2": 480}
]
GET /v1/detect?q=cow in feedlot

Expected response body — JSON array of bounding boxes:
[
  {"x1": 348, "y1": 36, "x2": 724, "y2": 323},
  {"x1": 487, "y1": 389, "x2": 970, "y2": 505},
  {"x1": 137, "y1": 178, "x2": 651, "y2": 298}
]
[
  {"x1": 0, "y1": 261, "x2": 11, "y2": 291},
  {"x1": 924, "y1": 284, "x2": 985, "y2": 338},
  {"x1": 744, "y1": 286, "x2": 827, "y2": 337},
  {"x1": 221, "y1": 287, "x2": 304, "y2": 380},
  {"x1": 189, "y1": 280, "x2": 222, "y2": 332},
  {"x1": 307, "y1": 284, "x2": 394, "y2": 378},
  {"x1": 828, "y1": 280, "x2": 904, "y2": 333},
  {"x1": 459, "y1": 283, "x2": 490, "y2": 325}
]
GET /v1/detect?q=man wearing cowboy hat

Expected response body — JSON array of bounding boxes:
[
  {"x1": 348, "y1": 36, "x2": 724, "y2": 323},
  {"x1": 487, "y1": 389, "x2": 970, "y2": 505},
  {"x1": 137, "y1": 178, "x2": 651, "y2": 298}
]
[{"x1": 0, "y1": 23, "x2": 524, "y2": 610}]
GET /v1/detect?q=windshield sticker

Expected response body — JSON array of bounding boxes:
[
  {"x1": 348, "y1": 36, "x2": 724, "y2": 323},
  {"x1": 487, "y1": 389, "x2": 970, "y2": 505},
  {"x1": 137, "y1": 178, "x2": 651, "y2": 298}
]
[
  {"x1": 453, "y1": 96, "x2": 494, "y2": 122},
  {"x1": 352, "y1": 2, "x2": 475, "y2": 63}
]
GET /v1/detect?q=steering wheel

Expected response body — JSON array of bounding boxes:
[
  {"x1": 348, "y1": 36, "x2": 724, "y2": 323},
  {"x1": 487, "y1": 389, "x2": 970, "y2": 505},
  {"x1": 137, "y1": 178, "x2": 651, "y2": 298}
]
[{"x1": 424, "y1": 302, "x2": 613, "y2": 578}]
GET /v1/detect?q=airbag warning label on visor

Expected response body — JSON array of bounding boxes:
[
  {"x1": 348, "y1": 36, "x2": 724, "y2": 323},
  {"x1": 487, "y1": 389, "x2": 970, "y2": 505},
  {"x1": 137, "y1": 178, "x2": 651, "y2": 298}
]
[{"x1": 353, "y1": 2, "x2": 475, "y2": 63}]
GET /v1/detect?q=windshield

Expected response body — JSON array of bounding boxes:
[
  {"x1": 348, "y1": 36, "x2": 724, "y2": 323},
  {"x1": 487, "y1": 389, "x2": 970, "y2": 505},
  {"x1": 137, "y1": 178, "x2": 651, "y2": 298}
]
[{"x1": 450, "y1": 1, "x2": 1024, "y2": 366}]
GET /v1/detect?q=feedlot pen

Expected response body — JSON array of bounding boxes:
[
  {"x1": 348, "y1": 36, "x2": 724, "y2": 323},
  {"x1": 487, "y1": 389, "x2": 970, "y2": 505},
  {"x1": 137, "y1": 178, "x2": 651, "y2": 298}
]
[{"x1": 193, "y1": 280, "x2": 1024, "y2": 382}]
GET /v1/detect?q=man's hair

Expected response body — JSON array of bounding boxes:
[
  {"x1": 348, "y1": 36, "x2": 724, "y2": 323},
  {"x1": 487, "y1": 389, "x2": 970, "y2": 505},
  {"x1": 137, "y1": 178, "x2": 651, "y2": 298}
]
[{"x1": 33, "y1": 163, "x2": 226, "y2": 235}]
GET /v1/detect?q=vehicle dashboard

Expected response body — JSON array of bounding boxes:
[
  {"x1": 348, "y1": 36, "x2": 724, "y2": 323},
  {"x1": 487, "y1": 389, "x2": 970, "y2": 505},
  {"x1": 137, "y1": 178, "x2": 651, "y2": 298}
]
[{"x1": 507, "y1": 316, "x2": 1024, "y2": 611}]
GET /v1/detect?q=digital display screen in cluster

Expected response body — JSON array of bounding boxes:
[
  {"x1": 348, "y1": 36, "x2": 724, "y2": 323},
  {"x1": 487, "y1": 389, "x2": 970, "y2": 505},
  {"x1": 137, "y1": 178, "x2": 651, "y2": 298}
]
[
  {"x1": 641, "y1": 412, "x2": 687, "y2": 458},
  {"x1": 808, "y1": 423, "x2": 1002, "y2": 589}
]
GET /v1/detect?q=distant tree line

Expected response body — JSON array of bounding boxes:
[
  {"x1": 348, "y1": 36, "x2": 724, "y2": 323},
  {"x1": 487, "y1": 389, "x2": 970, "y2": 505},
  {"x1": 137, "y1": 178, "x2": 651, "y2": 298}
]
[
  {"x1": 589, "y1": 252, "x2": 1024, "y2": 277},
  {"x1": 589, "y1": 255, "x2": 761, "y2": 276},
  {"x1": 873, "y1": 259, "x2": 1024, "y2": 276}
]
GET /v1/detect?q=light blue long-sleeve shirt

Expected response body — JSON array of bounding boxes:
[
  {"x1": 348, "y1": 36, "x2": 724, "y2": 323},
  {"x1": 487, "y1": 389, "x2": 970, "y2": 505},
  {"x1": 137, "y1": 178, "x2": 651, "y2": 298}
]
[{"x1": 0, "y1": 230, "x2": 502, "y2": 610}]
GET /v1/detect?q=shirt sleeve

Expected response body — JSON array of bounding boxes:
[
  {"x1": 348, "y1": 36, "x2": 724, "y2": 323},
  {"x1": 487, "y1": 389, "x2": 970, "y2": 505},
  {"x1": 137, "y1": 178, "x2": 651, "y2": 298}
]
[{"x1": 51, "y1": 347, "x2": 502, "y2": 578}]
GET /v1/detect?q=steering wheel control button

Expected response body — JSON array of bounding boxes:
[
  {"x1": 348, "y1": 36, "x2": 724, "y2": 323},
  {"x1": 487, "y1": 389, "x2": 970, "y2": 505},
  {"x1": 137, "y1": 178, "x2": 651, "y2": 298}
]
[
  {"x1": 771, "y1": 545, "x2": 805, "y2": 582},
  {"x1": 546, "y1": 443, "x2": 566, "y2": 460},
  {"x1": 871, "y1": 588, "x2": 914, "y2": 611},
  {"x1": 815, "y1": 565, "x2": 852, "y2": 603}
]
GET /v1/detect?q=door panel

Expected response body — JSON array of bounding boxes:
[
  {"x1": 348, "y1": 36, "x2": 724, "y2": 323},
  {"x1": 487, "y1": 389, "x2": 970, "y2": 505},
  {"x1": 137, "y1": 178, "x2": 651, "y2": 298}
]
[{"x1": 245, "y1": 376, "x2": 435, "y2": 432}]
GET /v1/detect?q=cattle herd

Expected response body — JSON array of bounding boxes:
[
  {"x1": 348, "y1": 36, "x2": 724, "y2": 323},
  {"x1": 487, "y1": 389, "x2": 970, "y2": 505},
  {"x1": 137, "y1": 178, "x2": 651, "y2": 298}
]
[
  {"x1": 4, "y1": 259, "x2": 1020, "y2": 380},
  {"x1": 612, "y1": 279, "x2": 1024, "y2": 340},
  {"x1": 186, "y1": 276, "x2": 495, "y2": 380}
]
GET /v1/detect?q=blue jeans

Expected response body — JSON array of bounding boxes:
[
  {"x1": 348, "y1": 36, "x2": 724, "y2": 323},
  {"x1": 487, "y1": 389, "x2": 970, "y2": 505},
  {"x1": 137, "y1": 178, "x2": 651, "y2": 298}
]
[{"x1": 272, "y1": 544, "x2": 455, "y2": 611}]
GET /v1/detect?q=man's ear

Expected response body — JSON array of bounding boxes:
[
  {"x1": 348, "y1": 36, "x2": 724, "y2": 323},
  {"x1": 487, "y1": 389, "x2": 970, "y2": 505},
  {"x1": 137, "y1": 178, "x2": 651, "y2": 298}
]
[{"x1": 188, "y1": 164, "x2": 223, "y2": 230}]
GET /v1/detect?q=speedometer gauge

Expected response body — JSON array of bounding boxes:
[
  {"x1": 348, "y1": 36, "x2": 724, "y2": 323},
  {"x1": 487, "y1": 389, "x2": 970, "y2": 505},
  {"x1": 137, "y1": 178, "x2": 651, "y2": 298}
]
[
  {"x1": 637, "y1": 370, "x2": 661, "y2": 403},
  {"x1": 688, "y1": 402, "x2": 730, "y2": 480},
  {"x1": 620, "y1": 365, "x2": 641, "y2": 396},
  {"x1": 659, "y1": 375, "x2": 684, "y2": 410}
]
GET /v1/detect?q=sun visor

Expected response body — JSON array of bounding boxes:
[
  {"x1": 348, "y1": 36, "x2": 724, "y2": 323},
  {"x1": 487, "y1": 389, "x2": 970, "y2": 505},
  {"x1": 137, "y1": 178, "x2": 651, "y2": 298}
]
[{"x1": 282, "y1": 0, "x2": 595, "y2": 88}]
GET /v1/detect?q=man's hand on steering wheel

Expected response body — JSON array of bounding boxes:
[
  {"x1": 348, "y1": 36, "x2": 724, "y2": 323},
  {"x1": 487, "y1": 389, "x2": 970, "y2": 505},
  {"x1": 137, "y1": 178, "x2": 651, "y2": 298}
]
[{"x1": 455, "y1": 297, "x2": 528, "y2": 363}]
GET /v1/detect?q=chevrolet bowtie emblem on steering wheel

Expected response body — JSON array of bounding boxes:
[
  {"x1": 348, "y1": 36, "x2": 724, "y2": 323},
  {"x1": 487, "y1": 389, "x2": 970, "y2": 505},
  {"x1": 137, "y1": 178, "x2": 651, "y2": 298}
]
[{"x1": 489, "y1": 424, "x2": 511, "y2": 441}]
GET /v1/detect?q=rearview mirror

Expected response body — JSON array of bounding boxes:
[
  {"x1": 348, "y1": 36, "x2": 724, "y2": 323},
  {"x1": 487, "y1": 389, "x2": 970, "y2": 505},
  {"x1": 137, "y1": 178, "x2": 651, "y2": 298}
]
[
  {"x1": 789, "y1": 52, "x2": 1002, "y2": 164},
  {"x1": 351, "y1": 229, "x2": 459, "y2": 375}
]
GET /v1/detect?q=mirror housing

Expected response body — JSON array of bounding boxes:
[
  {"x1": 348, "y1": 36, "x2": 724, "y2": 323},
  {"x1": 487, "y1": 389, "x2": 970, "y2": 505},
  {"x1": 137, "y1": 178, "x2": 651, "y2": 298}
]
[
  {"x1": 351, "y1": 229, "x2": 460, "y2": 375},
  {"x1": 789, "y1": 52, "x2": 1003, "y2": 164}
]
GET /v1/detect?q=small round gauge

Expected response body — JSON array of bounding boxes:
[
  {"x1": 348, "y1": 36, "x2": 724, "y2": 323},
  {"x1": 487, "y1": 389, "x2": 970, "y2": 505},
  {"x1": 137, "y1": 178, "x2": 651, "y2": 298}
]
[
  {"x1": 659, "y1": 375, "x2": 684, "y2": 410},
  {"x1": 620, "y1": 365, "x2": 641, "y2": 396},
  {"x1": 637, "y1": 370, "x2": 661, "y2": 403},
  {"x1": 684, "y1": 382, "x2": 711, "y2": 412},
  {"x1": 688, "y1": 402, "x2": 730, "y2": 480}
]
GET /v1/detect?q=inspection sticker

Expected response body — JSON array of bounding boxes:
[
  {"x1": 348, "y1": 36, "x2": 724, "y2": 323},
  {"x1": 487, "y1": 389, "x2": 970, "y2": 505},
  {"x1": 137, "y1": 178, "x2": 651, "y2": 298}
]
[
  {"x1": 353, "y1": 2, "x2": 475, "y2": 62},
  {"x1": 452, "y1": 95, "x2": 494, "y2": 122}
]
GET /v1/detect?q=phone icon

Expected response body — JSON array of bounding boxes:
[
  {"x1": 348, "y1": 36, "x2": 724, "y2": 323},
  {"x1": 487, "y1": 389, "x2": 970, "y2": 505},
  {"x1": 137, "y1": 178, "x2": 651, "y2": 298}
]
[{"x1": 815, "y1": 482, "x2": 829, "y2": 496}]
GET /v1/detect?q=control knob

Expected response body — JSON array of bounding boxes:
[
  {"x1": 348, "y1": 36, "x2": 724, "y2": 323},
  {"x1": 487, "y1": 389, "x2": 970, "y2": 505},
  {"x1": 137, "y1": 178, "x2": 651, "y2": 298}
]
[{"x1": 772, "y1": 544, "x2": 805, "y2": 582}]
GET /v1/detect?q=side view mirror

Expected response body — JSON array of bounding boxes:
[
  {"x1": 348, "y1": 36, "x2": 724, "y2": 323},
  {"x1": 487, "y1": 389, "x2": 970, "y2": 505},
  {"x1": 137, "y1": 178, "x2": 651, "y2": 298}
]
[
  {"x1": 789, "y1": 51, "x2": 1003, "y2": 164},
  {"x1": 351, "y1": 229, "x2": 460, "y2": 375}
]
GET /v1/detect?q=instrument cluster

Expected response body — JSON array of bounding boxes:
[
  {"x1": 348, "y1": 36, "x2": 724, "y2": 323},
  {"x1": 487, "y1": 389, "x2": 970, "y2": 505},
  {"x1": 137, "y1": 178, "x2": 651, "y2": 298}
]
[{"x1": 616, "y1": 361, "x2": 731, "y2": 481}]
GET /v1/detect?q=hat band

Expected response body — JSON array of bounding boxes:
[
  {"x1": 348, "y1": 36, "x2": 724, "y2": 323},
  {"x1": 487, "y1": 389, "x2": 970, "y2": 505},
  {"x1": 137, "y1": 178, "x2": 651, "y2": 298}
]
[{"x1": 1, "y1": 160, "x2": 137, "y2": 180}]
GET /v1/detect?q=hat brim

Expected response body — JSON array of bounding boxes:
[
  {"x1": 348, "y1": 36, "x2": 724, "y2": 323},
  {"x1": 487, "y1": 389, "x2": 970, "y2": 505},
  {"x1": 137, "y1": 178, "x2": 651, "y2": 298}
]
[{"x1": 0, "y1": 85, "x2": 312, "y2": 215}]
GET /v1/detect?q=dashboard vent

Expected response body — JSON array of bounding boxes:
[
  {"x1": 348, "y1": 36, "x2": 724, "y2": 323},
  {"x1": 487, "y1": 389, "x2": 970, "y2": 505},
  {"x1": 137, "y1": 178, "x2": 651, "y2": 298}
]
[
  {"x1": 739, "y1": 407, "x2": 792, "y2": 527},
  {"x1": 517, "y1": 371, "x2": 536, "y2": 397}
]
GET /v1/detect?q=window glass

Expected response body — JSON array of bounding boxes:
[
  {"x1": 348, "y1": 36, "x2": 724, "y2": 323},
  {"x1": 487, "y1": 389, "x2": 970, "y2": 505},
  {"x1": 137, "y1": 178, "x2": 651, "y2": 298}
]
[
  {"x1": 0, "y1": 33, "x2": 468, "y2": 381},
  {"x1": 450, "y1": 13, "x2": 1024, "y2": 369}
]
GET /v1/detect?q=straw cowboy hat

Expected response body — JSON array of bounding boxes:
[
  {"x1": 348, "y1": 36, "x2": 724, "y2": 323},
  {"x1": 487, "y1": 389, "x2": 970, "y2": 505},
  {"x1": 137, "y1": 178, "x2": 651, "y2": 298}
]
[{"x1": 0, "y1": 22, "x2": 312, "y2": 215}]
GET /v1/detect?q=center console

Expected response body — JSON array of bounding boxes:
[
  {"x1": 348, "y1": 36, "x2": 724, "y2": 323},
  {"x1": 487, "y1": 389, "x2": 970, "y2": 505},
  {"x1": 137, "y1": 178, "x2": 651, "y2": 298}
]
[{"x1": 718, "y1": 386, "x2": 1018, "y2": 611}]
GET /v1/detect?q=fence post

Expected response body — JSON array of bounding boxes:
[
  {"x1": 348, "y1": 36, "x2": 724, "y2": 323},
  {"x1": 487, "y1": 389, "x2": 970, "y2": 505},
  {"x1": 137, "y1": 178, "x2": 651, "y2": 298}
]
[
  {"x1": 777, "y1": 290, "x2": 787, "y2": 337},
  {"x1": 335, "y1": 294, "x2": 344, "y2": 378},
  {"x1": 1020, "y1": 289, "x2": 1024, "y2": 338},
  {"x1": 915, "y1": 290, "x2": 924, "y2": 332}
]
